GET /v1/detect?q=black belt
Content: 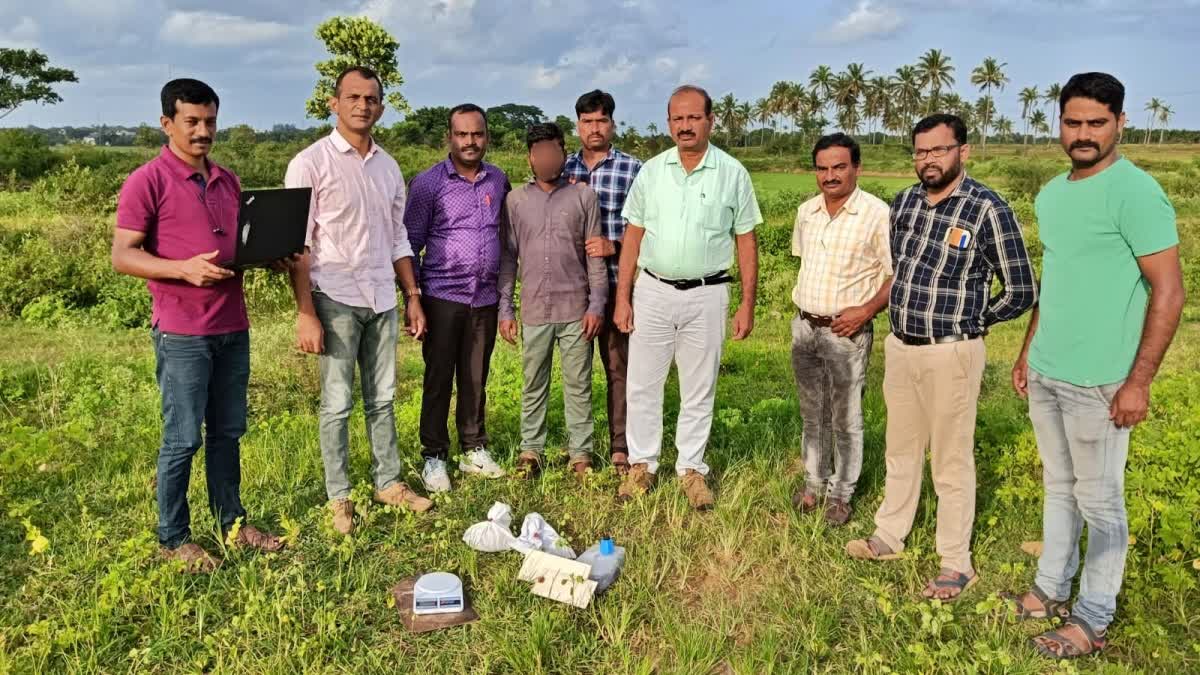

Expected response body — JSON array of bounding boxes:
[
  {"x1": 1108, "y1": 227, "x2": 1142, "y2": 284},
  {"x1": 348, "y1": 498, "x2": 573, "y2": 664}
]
[
  {"x1": 893, "y1": 332, "x2": 982, "y2": 346},
  {"x1": 799, "y1": 311, "x2": 835, "y2": 328},
  {"x1": 644, "y1": 270, "x2": 732, "y2": 291}
]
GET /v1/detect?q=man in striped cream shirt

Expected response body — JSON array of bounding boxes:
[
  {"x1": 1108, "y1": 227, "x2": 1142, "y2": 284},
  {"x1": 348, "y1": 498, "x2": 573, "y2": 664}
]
[{"x1": 790, "y1": 133, "x2": 892, "y2": 527}]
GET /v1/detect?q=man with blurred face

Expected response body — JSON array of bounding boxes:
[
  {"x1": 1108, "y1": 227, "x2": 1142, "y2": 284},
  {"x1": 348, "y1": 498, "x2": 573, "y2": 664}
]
[
  {"x1": 406, "y1": 104, "x2": 511, "y2": 492},
  {"x1": 847, "y1": 114, "x2": 1037, "y2": 603},
  {"x1": 111, "y1": 78, "x2": 283, "y2": 573},
  {"x1": 499, "y1": 122, "x2": 607, "y2": 479},
  {"x1": 789, "y1": 133, "x2": 892, "y2": 527},
  {"x1": 613, "y1": 85, "x2": 762, "y2": 510},
  {"x1": 286, "y1": 67, "x2": 433, "y2": 536},
  {"x1": 1003, "y1": 73, "x2": 1183, "y2": 659},
  {"x1": 562, "y1": 90, "x2": 642, "y2": 474}
]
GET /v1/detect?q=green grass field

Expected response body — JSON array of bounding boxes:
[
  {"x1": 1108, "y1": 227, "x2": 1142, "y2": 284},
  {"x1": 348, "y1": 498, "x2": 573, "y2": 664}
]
[{"x1": 2, "y1": 146, "x2": 1199, "y2": 673}]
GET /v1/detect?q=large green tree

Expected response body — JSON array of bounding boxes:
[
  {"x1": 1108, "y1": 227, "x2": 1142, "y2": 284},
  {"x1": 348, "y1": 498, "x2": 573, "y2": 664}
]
[
  {"x1": 916, "y1": 48, "x2": 955, "y2": 114},
  {"x1": 305, "y1": 17, "x2": 410, "y2": 120},
  {"x1": 0, "y1": 48, "x2": 78, "y2": 120}
]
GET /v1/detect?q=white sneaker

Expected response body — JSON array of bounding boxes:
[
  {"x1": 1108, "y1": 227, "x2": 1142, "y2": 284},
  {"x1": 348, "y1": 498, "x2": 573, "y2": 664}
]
[
  {"x1": 459, "y1": 447, "x2": 505, "y2": 478},
  {"x1": 422, "y1": 458, "x2": 452, "y2": 493}
]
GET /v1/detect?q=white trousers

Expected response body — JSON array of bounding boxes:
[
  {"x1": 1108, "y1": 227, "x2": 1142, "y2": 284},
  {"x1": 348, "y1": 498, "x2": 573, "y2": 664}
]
[{"x1": 625, "y1": 274, "x2": 728, "y2": 476}]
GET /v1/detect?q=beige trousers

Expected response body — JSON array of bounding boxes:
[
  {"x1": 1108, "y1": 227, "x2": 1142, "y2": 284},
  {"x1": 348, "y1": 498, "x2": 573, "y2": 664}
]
[{"x1": 872, "y1": 334, "x2": 986, "y2": 573}]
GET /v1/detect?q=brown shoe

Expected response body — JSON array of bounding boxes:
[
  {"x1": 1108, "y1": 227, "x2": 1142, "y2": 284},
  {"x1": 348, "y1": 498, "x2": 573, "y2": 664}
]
[
  {"x1": 617, "y1": 463, "x2": 655, "y2": 501},
  {"x1": 792, "y1": 488, "x2": 821, "y2": 514},
  {"x1": 330, "y1": 499, "x2": 355, "y2": 535},
  {"x1": 515, "y1": 450, "x2": 542, "y2": 479},
  {"x1": 374, "y1": 483, "x2": 434, "y2": 513},
  {"x1": 680, "y1": 469, "x2": 714, "y2": 511},
  {"x1": 824, "y1": 498, "x2": 852, "y2": 527},
  {"x1": 569, "y1": 455, "x2": 592, "y2": 481},
  {"x1": 234, "y1": 524, "x2": 285, "y2": 553},
  {"x1": 161, "y1": 542, "x2": 220, "y2": 574}
]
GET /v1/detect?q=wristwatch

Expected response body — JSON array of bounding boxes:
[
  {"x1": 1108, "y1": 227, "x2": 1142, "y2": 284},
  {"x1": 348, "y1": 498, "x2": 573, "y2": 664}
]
[{"x1": 404, "y1": 288, "x2": 422, "y2": 300}]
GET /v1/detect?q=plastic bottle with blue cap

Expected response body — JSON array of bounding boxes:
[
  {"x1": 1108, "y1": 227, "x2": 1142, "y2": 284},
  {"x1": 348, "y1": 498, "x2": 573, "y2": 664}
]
[{"x1": 578, "y1": 535, "x2": 626, "y2": 594}]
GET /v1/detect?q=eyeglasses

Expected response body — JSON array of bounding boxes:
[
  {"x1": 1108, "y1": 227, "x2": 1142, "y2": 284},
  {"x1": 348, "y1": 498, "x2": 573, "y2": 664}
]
[
  {"x1": 193, "y1": 178, "x2": 224, "y2": 235},
  {"x1": 912, "y1": 144, "x2": 960, "y2": 160}
]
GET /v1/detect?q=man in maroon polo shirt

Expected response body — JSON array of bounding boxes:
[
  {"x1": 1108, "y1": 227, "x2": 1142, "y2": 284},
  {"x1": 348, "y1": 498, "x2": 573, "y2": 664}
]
[{"x1": 112, "y1": 79, "x2": 283, "y2": 573}]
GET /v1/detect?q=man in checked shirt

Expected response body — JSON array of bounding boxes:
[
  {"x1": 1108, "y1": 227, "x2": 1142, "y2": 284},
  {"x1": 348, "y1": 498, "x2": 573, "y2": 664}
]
[
  {"x1": 562, "y1": 90, "x2": 642, "y2": 474},
  {"x1": 847, "y1": 114, "x2": 1037, "y2": 602}
]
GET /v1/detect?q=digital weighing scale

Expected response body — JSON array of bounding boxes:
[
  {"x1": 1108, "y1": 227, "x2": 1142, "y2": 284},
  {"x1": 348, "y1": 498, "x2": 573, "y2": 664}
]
[{"x1": 412, "y1": 572, "x2": 465, "y2": 615}]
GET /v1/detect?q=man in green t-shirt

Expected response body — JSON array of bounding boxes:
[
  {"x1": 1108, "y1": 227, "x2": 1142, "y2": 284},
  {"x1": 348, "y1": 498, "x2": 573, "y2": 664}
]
[{"x1": 1006, "y1": 72, "x2": 1185, "y2": 660}]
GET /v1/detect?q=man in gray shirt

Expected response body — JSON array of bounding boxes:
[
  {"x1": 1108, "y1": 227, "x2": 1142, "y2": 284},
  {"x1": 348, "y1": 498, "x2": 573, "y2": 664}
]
[{"x1": 499, "y1": 122, "x2": 607, "y2": 478}]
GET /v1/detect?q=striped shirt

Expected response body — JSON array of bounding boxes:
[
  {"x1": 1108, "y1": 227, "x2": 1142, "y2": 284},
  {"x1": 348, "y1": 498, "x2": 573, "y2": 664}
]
[
  {"x1": 562, "y1": 146, "x2": 642, "y2": 285},
  {"x1": 791, "y1": 187, "x2": 892, "y2": 316},
  {"x1": 889, "y1": 174, "x2": 1037, "y2": 338}
]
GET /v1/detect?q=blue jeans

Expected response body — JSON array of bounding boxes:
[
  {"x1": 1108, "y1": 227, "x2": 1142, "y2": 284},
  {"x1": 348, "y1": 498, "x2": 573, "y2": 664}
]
[
  {"x1": 1028, "y1": 369, "x2": 1131, "y2": 632},
  {"x1": 313, "y1": 292, "x2": 402, "y2": 500},
  {"x1": 152, "y1": 328, "x2": 250, "y2": 549}
]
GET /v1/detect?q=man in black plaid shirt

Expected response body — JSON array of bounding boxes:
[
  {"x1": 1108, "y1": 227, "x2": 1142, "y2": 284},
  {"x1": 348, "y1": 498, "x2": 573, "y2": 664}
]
[{"x1": 847, "y1": 114, "x2": 1036, "y2": 602}]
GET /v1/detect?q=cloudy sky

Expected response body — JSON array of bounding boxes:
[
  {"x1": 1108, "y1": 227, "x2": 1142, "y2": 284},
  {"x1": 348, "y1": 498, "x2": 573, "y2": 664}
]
[{"x1": 3, "y1": 0, "x2": 1198, "y2": 131}]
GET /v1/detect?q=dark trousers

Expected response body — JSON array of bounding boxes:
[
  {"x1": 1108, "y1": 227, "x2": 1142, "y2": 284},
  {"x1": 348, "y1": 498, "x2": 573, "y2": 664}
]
[
  {"x1": 152, "y1": 328, "x2": 249, "y2": 548},
  {"x1": 597, "y1": 291, "x2": 629, "y2": 455},
  {"x1": 420, "y1": 296, "x2": 498, "y2": 459}
]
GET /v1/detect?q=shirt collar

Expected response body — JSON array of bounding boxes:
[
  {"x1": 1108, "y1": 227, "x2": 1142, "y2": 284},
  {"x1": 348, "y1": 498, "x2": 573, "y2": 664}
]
[
  {"x1": 158, "y1": 145, "x2": 223, "y2": 183},
  {"x1": 442, "y1": 156, "x2": 489, "y2": 180},
  {"x1": 810, "y1": 187, "x2": 864, "y2": 217},
  {"x1": 329, "y1": 128, "x2": 379, "y2": 159},
  {"x1": 665, "y1": 144, "x2": 716, "y2": 170}
]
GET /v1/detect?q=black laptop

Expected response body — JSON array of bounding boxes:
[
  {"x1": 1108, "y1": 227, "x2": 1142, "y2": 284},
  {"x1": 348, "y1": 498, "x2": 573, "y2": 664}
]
[{"x1": 227, "y1": 187, "x2": 311, "y2": 269}]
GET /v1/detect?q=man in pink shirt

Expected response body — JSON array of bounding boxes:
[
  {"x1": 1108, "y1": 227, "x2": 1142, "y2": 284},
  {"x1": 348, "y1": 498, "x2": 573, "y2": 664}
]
[
  {"x1": 112, "y1": 79, "x2": 283, "y2": 573},
  {"x1": 286, "y1": 67, "x2": 433, "y2": 536}
]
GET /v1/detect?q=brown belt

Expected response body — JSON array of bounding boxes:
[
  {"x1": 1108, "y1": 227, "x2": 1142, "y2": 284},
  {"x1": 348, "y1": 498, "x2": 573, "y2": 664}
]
[{"x1": 800, "y1": 311, "x2": 835, "y2": 328}]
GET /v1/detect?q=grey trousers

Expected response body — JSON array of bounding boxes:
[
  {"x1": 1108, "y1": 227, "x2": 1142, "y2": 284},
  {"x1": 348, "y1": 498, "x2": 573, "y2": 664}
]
[{"x1": 790, "y1": 314, "x2": 872, "y2": 501}]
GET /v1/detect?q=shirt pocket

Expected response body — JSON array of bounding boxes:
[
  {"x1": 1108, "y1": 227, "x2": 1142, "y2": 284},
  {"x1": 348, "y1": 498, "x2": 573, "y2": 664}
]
[
  {"x1": 698, "y1": 190, "x2": 734, "y2": 234},
  {"x1": 926, "y1": 225, "x2": 976, "y2": 277}
]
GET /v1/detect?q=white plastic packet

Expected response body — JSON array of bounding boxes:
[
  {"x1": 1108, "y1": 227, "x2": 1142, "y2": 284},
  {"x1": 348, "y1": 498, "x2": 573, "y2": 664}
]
[
  {"x1": 513, "y1": 512, "x2": 576, "y2": 559},
  {"x1": 462, "y1": 502, "x2": 518, "y2": 553}
]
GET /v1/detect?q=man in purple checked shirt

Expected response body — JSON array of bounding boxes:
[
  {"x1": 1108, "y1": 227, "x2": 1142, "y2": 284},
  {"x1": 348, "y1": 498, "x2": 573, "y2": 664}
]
[{"x1": 405, "y1": 104, "x2": 512, "y2": 492}]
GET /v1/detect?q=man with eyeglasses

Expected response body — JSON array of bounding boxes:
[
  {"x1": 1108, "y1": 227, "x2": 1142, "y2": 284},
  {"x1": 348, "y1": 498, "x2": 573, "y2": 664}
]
[
  {"x1": 112, "y1": 78, "x2": 285, "y2": 573},
  {"x1": 286, "y1": 66, "x2": 434, "y2": 537},
  {"x1": 847, "y1": 114, "x2": 1037, "y2": 603}
]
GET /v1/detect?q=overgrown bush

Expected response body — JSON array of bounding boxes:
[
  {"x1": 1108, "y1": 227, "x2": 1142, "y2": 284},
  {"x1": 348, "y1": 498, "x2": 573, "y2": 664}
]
[{"x1": 0, "y1": 129, "x2": 57, "y2": 182}]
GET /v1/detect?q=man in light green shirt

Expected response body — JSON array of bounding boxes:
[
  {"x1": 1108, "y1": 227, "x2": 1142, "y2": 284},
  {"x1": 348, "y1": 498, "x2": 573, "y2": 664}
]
[
  {"x1": 1005, "y1": 72, "x2": 1184, "y2": 660},
  {"x1": 613, "y1": 84, "x2": 762, "y2": 510}
]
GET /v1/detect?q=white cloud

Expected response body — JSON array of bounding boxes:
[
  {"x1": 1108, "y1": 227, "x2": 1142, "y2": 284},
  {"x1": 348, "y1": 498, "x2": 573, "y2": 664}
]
[
  {"x1": 159, "y1": 11, "x2": 293, "y2": 47},
  {"x1": 528, "y1": 65, "x2": 562, "y2": 90},
  {"x1": 679, "y1": 63, "x2": 710, "y2": 84},
  {"x1": 0, "y1": 16, "x2": 40, "y2": 48},
  {"x1": 827, "y1": 1, "x2": 905, "y2": 42},
  {"x1": 654, "y1": 57, "x2": 677, "y2": 74}
]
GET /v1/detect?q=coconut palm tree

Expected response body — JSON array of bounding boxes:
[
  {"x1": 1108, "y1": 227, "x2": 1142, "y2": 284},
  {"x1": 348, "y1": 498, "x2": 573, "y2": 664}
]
[
  {"x1": 1157, "y1": 103, "x2": 1173, "y2": 143},
  {"x1": 970, "y1": 57, "x2": 1009, "y2": 156},
  {"x1": 1019, "y1": 86, "x2": 1040, "y2": 144},
  {"x1": 974, "y1": 96, "x2": 996, "y2": 146},
  {"x1": 809, "y1": 65, "x2": 835, "y2": 122},
  {"x1": 916, "y1": 48, "x2": 955, "y2": 114},
  {"x1": 1144, "y1": 98, "x2": 1163, "y2": 144},
  {"x1": 862, "y1": 77, "x2": 891, "y2": 142},
  {"x1": 892, "y1": 65, "x2": 923, "y2": 138},
  {"x1": 994, "y1": 116, "x2": 1014, "y2": 143},
  {"x1": 736, "y1": 100, "x2": 752, "y2": 147},
  {"x1": 1044, "y1": 83, "x2": 1062, "y2": 144},
  {"x1": 1029, "y1": 109, "x2": 1048, "y2": 142},
  {"x1": 752, "y1": 97, "x2": 770, "y2": 146},
  {"x1": 714, "y1": 93, "x2": 738, "y2": 146}
]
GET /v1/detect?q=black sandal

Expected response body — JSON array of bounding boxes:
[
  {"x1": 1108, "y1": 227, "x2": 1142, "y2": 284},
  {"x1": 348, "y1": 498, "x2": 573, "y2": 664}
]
[
  {"x1": 920, "y1": 568, "x2": 979, "y2": 602},
  {"x1": 1000, "y1": 585, "x2": 1071, "y2": 621},
  {"x1": 1031, "y1": 616, "x2": 1106, "y2": 659}
]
